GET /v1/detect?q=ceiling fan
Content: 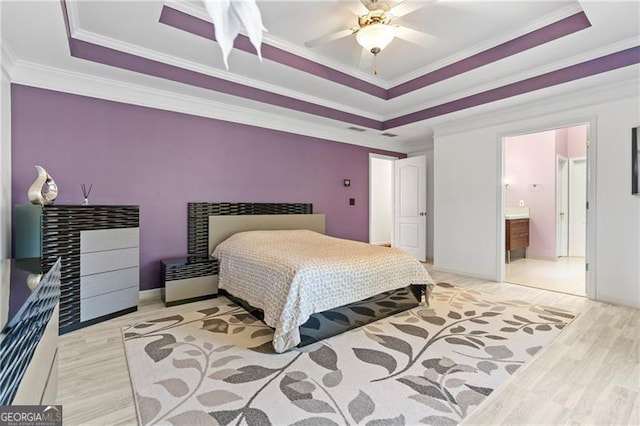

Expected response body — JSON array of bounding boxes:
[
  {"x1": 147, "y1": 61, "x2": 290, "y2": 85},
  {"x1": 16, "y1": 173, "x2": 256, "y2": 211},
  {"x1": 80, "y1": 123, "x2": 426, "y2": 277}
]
[{"x1": 304, "y1": 0, "x2": 437, "y2": 74}]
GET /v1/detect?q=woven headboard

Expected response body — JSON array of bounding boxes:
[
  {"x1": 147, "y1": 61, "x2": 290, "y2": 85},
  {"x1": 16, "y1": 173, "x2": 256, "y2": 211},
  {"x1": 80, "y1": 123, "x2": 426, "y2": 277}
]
[{"x1": 187, "y1": 202, "x2": 313, "y2": 255}]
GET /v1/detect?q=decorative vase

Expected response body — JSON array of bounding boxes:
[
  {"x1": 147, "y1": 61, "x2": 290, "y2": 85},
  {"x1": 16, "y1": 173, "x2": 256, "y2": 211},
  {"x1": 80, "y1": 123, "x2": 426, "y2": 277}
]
[
  {"x1": 26, "y1": 273, "x2": 43, "y2": 291},
  {"x1": 27, "y1": 165, "x2": 58, "y2": 205},
  {"x1": 82, "y1": 198, "x2": 89, "y2": 206}
]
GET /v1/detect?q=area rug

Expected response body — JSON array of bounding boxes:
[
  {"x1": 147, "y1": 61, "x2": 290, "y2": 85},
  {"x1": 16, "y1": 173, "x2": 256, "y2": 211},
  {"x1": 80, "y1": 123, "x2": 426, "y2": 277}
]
[{"x1": 123, "y1": 283, "x2": 576, "y2": 425}]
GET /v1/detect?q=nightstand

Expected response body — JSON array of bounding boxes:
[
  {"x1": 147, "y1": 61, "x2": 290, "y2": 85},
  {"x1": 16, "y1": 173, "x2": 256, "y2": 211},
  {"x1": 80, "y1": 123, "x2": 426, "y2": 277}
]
[{"x1": 161, "y1": 256, "x2": 219, "y2": 306}]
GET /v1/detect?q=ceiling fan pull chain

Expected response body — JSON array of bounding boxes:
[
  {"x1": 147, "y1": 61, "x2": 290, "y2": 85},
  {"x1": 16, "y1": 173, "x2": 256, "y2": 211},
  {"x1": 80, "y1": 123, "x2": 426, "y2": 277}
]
[{"x1": 373, "y1": 54, "x2": 378, "y2": 75}]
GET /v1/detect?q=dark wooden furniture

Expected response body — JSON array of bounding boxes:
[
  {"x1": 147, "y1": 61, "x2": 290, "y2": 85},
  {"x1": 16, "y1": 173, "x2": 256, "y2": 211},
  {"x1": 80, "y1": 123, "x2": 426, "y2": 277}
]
[
  {"x1": 14, "y1": 205, "x2": 139, "y2": 334},
  {"x1": 161, "y1": 256, "x2": 218, "y2": 306},
  {"x1": 506, "y1": 218, "x2": 530, "y2": 263},
  {"x1": 0, "y1": 258, "x2": 61, "y2": 405},
  {"x1": 222, "y1": 284, "x2": 426, "y2": 349}
]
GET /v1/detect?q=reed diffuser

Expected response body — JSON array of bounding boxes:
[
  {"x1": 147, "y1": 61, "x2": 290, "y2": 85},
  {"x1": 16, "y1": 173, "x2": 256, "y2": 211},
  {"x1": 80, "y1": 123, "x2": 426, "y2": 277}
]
[{"x1": 81, "y1": 183, "x2": 93, "y2": 205}]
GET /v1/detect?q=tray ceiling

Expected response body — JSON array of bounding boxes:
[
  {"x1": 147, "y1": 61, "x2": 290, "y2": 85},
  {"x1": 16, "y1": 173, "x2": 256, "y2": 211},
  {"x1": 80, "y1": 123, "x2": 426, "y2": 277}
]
[{"x1": 1, "y1": 1, "x2": 638, "y2": 151}]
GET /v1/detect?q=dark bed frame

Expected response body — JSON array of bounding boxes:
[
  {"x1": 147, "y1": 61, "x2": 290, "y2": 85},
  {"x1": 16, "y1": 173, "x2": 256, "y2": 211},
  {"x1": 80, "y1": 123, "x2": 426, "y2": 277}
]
[
  {"x1": 187, "y1": 202, "x2": 426, "y2": 349},
  {"x1": 220, "y1": 285, "x2": 426, "y2": 348}
]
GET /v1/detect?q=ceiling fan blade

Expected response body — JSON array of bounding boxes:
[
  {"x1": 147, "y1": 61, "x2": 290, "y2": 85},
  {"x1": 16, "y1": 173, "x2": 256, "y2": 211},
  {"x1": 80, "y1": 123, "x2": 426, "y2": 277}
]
[
  {"x1": 359, "y1": 47, "x2": 374, "y2": 71},
  {"x1": 389, "y1": 1, "x2": 430, "y2": 18},
  {"x1": 338, "y1": 0, "x2": 369, "y2": 16},
  {"x1": 304, "y1": 28, "x2": 354, "y2": 48},
  {"x1": 394, "y1": 25, "x2": 437, "y2": 48}
]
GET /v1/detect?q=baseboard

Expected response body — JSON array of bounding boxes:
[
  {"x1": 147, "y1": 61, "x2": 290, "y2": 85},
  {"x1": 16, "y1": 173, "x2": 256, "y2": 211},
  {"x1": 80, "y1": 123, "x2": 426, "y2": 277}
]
[
  {"x1": 593, "y1": 294, "x2": 640, "y2": 309},
  {"x1": 431, "y1": 264, "x2": 498, "y2": 282},
  {"x1": 139, "y1": 288, "x2": 162, "y2": 302}
]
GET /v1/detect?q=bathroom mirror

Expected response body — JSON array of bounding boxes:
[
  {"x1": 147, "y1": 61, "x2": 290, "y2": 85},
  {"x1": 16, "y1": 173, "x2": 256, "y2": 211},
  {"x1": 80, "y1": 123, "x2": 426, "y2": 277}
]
[{"x1": 633, "y1": 126, "x2": 639, "y2": 195}]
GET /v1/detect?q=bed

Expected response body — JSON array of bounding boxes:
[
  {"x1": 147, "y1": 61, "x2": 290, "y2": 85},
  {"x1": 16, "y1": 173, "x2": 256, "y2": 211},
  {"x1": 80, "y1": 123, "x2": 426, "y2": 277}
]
[{"x1": 208, "y1": 213, "x2": 434, "y2": 353}]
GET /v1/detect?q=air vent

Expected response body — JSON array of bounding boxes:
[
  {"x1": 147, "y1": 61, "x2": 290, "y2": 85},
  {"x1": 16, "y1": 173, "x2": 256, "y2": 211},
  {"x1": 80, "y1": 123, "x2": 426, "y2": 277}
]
[
  {"x1": 347, "y1": 126, "x2": 367, "y2": 132},
  {"x1": 380, "y1": 132, "x2": 398, "y2": 137}
]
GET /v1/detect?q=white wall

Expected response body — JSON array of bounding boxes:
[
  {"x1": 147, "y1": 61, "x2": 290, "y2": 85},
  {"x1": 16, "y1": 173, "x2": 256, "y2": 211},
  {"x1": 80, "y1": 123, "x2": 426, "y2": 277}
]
[
  {"x1": 370, "y1": 157, "x2": 393, "y2": 245},
  {"x1": 434, "y1": 132, "x2": 500, "y2": 279},
  {"x1": 0, "y1": 64, "x2": 11, "y2": 258},
  {"x1": 434, "y1": 96, "x2": 640, "y2": 308},
  {"x1": 409, "y1": 149, "x2": 434, "y2": 260}
]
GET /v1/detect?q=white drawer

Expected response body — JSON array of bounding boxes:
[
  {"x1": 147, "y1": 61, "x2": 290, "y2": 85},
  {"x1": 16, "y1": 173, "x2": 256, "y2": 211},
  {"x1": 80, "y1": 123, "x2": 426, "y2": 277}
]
[
  {"x1": 81, "y1": 267, "x2": 139, "y2": 299},
  {"x1": 81, "y1": 286, "x2": 138, "y2": 322},
  {"x1": 80, "y1": 247, "x2": 139, "y2": 276},
  {"x1": 80, "y1": 228, "x2": 139, "y2": 253},
  {"x1": 165, "y1": 275, "x2": 219, "y2": 303}
]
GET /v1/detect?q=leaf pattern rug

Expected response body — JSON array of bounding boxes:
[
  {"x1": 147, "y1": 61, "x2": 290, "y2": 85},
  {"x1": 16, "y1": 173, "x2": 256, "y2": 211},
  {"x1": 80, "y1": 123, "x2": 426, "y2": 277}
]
[{"x1": 123, "y1": 283, "x2": 576, "y2": 425}]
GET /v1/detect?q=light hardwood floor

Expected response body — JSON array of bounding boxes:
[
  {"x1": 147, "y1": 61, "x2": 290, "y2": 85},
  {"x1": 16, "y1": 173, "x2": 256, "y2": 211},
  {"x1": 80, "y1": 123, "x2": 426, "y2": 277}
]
[
  {"x1": 56, "y1": 267, "x2": 640, "y2": 425},
  {"x1": 506, "y1": 256, "x2": 586, "y2": 297}
]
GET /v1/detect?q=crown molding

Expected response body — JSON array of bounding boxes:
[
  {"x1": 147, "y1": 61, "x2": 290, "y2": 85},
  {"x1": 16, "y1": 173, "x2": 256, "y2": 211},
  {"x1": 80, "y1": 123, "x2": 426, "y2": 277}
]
[
  {"x1": 8, "y1": 59, "x2": 418, "y2": 153},
  {"x1": 65, "y1": 0, "x2": 82, "y2": 38},
  {"x1": 430, "y1": 69, "x2": 640, "y2": 137},
  {"x1": 385, "y1": 3, "x2": 586, "y2": 87},
  {"x1": 400, "y1": 138, "x2": 433, "y2": 152},
  {"x1": 162, "y1": 0, "x2": 389, "y2": 89},
  {"x1": 70, "y1": 27, "x2": 384, "y2": 122},
  {"x1": 0, "y1": 37, "x2": 17, "y2": 79},
  {"x1": 385, "y1": 37, "x2": 640, "y2": 121}
]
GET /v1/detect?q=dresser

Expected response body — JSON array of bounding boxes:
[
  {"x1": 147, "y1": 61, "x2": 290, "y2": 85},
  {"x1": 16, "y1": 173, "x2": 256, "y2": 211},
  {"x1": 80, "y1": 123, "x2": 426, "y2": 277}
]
[
  {"x1": 506, "y1": 218, "x2": 529, "y2": 263},
  {"x1": 14, "y1": 205, "x2": 139, "y2": 334},
  {"x1": 0, "y1": 258, "x2": 61, "y2": 405}
]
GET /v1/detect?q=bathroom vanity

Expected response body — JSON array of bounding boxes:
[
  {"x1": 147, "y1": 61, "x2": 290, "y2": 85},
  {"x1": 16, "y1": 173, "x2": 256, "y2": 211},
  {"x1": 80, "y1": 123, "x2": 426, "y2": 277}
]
[{"x1": 505, "y1": 207, "x2": 530, "y2": 263}]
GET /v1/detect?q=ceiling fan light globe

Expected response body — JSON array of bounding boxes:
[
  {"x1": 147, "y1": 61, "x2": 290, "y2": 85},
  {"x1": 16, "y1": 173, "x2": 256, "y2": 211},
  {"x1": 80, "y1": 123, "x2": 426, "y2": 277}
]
[{"x1": 356, "y1": 23, "x2": 395, "y2": 53}]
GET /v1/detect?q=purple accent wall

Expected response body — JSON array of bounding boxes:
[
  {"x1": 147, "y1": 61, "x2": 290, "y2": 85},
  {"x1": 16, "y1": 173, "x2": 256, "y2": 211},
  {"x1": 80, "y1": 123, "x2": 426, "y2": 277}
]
[{"x1": 11, "y1": 84, "x2": 403, "y2": 290}]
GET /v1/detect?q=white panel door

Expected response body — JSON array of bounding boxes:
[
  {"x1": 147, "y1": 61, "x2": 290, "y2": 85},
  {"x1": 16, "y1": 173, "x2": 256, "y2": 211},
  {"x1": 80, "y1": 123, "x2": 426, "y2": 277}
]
[
  {"x1": 393, "y1": 156, "x2": 426, "y2": 261},
  {"x1": 569, "y1": 157, "x2": 587, "y2": 257}
]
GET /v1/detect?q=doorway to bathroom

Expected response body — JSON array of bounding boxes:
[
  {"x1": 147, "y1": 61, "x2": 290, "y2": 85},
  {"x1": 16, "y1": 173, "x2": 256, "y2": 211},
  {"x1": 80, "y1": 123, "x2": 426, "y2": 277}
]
[{"x1": 502, "y1": 124, "x2": 588, "y2": 296}]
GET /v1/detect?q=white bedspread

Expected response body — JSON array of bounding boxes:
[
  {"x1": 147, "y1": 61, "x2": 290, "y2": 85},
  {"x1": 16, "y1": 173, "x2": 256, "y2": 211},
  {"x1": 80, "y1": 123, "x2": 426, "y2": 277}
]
[{"x1": 213, "y1": 230, "x2": 434, "y2": 353}]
